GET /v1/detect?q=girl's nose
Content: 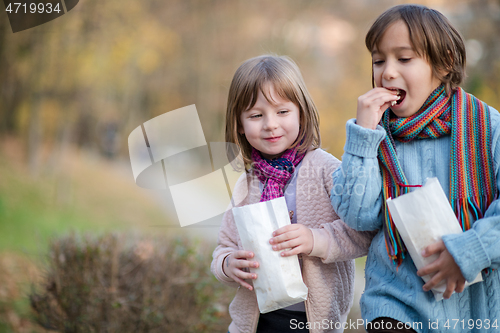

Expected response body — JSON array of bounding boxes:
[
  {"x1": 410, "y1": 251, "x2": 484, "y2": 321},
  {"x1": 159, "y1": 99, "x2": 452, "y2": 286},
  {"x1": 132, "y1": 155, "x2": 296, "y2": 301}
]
[{"x1": 263, "y1": 115, "x2": 278, "y2": 130}]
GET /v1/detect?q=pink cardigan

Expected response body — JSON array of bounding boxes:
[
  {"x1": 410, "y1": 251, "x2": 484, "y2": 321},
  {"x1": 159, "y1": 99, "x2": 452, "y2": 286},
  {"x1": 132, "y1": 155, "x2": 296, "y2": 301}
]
[{"x1": 211, "y1": 148, "x2": 375, "y2": 333}]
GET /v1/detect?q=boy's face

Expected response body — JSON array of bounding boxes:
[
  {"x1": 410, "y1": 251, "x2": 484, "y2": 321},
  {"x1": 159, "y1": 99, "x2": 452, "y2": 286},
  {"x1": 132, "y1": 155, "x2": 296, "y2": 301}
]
[{"x1": 372, "y1": 20, "x2": 442, "y2": 118}]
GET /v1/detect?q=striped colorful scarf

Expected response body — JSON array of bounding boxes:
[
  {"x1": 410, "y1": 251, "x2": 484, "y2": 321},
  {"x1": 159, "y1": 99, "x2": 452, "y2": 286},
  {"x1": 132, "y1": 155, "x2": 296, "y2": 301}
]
[
  {"x1": 252, "y1": 147, "x2": 305, "y2": 202},
  {"x1": 378, "y1": 84, "x2": 497, "y2": 266}
]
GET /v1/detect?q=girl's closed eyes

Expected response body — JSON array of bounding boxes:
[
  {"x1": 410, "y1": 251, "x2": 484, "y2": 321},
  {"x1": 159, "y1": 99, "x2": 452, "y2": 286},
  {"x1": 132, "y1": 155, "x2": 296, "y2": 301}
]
[{"x1": 247, "y1": 110, "x2": 290, "y2": 119}]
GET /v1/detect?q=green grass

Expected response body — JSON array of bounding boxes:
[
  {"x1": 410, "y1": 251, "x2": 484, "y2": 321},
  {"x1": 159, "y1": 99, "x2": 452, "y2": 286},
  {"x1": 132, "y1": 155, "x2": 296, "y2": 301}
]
[
  {"x1": 0, "y1": 192, "x2": 89, "y2": 254},
  {"x1": 0, "y1": 162, "x2": 106, "y2": 254},
  {"x1": 0, "y1": 146, "x2": 172, "y2": 255}
]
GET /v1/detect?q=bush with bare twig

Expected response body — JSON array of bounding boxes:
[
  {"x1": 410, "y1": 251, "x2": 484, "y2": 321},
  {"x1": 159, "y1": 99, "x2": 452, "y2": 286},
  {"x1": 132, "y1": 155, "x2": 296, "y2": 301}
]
[{"x1": 29, "y1": 233, "x2": 232, "y2": 333}]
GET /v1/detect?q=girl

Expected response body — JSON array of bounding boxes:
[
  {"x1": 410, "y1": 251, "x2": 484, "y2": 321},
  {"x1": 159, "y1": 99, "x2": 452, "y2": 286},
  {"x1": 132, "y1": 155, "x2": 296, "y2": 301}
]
[
  {"x1": 331, "y1": 4, "x2": 500, "y2": 333},
  {"x1": 211, "y1": 55, "x2": 375, "y2": 333}
]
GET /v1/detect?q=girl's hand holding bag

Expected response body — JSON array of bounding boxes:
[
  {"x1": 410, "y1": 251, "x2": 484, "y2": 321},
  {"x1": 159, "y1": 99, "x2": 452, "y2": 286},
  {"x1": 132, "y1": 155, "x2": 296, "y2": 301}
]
[{"x1": 232, "y1": 196, "x2": 308, "y2": 313}]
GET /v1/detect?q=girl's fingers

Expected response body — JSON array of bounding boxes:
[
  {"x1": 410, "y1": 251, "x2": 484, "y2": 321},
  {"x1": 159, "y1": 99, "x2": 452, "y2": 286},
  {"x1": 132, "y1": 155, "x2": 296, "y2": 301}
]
[
  {"x1": 235, "y1": 259, "x2": 259, "y2": 269},
  {"x1": 280, "y1": 246, "x2": 303, "y2": 257},
  {"x1": 271, "y1": 238, "x2": 301, "y2": 251},
  {"x1": 229, "y1": 261, "x2": 259, "y2": 290},
  {"x1": 272, "y1": 224, "x2": 297, "y2": 237},
  {"x1": 270, "y1": 225, "x2": 312, "y2": 255},
  {"x1": 233, "y1": 250, "x2": 254, "y2": 260},
  {"x1": 232, "y1": 275, "x2": 254, "y2": 291},
  {"x1": 270, "y1": 231, "x2": 295, "y2": 245},
  {"x1": 234, "y1": 269, "x2": 257, "y2": 281},
  {"x1": 270, "y1": 224, "x2": 305, "y2": 244}
]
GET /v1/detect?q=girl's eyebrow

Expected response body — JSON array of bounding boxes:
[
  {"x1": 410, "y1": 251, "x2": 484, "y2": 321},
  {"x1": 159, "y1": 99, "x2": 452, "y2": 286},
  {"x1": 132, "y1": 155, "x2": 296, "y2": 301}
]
[
  {"x1": 245, "y1": 102, "x2": 291, "y2": 112},
  {"x1": 243, "y1": 105, "x2": 264, "y2": 113},
  {"x1": 372, "y1": 46, "x2": 413, "y2": 56}
]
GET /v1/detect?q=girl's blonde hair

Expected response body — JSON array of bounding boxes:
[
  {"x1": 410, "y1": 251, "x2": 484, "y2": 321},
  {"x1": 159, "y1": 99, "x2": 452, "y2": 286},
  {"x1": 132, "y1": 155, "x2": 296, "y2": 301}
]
[
  {"x1": 365, "y1": 4, "x2": 466, "y2": 95},
  {"x1": 225, "y1": 55, "x2": 320, "y2": 167}
]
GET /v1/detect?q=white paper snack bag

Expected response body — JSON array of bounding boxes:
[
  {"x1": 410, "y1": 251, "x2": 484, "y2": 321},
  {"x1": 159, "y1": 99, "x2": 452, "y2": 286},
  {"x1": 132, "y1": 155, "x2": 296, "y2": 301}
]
[
  {"x1": 386, "y1": 177, "x2": 482, "y2": 301},
  {"x1": 232, "y1": 196, "x2": 308, "y2": 313}
]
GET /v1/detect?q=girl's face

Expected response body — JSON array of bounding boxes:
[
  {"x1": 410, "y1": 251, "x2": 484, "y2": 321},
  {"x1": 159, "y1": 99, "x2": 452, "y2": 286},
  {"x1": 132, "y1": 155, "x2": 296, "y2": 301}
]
[
  {"x1": 239, "y1": 84, "x2": 300, "y2": 160},
  {"x1": 372, "y1": 20, "x2": 442, "y2": 118}
]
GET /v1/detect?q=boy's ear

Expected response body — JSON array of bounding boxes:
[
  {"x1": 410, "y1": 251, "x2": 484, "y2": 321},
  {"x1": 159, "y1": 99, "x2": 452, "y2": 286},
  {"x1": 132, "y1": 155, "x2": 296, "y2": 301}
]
[
  {"x1": 438, "y1": 66, "x2": 450, "y2": 78},
  {"x1": 436, "y1": 51, "x2": 452, "y2": 79},
  {"x1": 442, "y1": 49, "x2": 453, "y2": 74}
]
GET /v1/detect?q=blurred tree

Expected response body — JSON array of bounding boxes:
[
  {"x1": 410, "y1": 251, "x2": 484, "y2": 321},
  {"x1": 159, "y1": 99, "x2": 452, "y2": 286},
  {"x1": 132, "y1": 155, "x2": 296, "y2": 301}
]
[{"x1": 0, "y1": 0, "x2": 499, "y2": 166}]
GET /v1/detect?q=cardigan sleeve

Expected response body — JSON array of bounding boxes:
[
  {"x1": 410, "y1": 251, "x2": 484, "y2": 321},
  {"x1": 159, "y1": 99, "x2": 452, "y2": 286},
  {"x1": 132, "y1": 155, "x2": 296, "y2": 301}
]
[
  {"x1": 330, "y1": 119, "x2": 387, "y2": 232},
  {"x1": 210, "y1": 174, "x2": 249, "y2": 288},
  {"x1": 308, "y1": 148, "x2": 377, "y2": 263},
  {"x1": 443, "y1": 107, "x2": 500, "y2": 281},
  {"x1": 309, "y1": 220, "x2": 377, "y2": 263}
]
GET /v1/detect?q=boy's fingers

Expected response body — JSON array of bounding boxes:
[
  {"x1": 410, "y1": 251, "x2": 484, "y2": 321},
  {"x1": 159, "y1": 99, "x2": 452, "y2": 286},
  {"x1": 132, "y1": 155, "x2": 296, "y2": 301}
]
[
  {"x1": 381, "y1": 101, "x2": 392, "y2": 110},
  {"x1": 443, "y1": 280, "x2": 456, "y2": 299},
  {"x1": 361, "y1": 87, "x2": 397, "y2": 99},
  {"x1": 374, "y1": 95, "x2": 398, "y2": 106},
  {"x1": 422, "y1": 240, "x2": 445, "y2": 257},
  {"x1": 417, "y1": 260, "x2": 439, "y2": 277},
  {"x1": 422, "y1": 271, "x2": 444, "y2": 292},
  {"x1": 362, "y1": 89, "x2": 398, "y2": 104},
  {"x1": 455, "y1": 279, "x2": 465, "y2": 294}
]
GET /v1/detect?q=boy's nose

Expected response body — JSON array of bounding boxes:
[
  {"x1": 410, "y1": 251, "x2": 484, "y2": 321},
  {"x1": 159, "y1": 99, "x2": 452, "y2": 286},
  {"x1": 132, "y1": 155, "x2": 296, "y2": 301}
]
[{"x1": 382, "y1": 61, "x2": 398, "y2": 81}]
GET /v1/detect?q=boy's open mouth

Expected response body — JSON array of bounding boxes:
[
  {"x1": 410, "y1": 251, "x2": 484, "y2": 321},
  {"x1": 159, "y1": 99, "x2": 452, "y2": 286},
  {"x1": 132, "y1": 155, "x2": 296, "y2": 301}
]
[{"x1": 388, "y1": 88, "x2": 406, "y2": 106}]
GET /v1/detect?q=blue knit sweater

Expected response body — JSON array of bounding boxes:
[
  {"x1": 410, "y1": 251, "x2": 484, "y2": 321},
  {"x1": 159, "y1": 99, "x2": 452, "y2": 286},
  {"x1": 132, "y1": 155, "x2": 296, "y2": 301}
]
[{"x1": 331, "y1": 107, "x2": 500, "y2": 333}]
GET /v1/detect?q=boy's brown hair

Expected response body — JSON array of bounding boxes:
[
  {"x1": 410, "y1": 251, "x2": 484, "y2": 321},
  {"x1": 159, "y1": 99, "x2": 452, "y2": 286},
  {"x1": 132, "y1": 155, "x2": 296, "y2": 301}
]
[
  {"x1": 225, "y1": 55, "x2": 320, "y2": 167},
  {"x1": 365, "y1": 4, "x2": 466, "y2": 95}
]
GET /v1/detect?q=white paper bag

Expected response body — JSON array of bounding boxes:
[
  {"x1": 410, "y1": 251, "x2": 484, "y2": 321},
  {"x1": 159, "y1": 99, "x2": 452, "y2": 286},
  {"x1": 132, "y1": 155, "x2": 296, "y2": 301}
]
[
  {"x1": 232, "y1": 196, "x2": 308, "y2": 313},
  {"x1": 386, "y1": 177, "x2": 482, "y2": 301}
]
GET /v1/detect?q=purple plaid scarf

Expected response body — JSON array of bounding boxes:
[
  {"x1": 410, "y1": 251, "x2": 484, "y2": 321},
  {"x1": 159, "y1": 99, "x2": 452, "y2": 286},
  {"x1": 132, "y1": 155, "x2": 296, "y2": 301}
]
[{"x1": 251, "y1": 147, "x2": 306, "y2": 202}]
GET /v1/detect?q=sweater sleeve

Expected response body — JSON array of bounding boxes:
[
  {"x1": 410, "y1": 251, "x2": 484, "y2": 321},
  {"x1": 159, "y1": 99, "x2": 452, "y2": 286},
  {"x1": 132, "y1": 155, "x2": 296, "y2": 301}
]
[
  {"x1": 308, "y1": 148, "x2": 378, "y2": 263},
  {"x1": 309, "y1": 221, "x2": 377, "y2": 263},
  {"x1": 330, "y1": 119, "x2": 387, "y2": 232},
  {"x1": 210, "y1": 175, "x2": 248, "y2": 289},
  {"x1": 443, "y1": 107, "x2": 500, "y2": 282}
]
